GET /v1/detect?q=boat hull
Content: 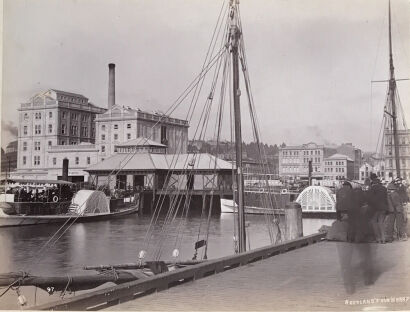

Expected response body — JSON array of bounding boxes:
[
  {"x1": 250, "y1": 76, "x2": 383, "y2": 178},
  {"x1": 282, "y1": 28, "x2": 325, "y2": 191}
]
[
  {"x1": 220, "y1": 199, "x2": 284, "y2": 215},
  {"x1": 0, "y1": 206, "x2": 138, "y2": 228}
]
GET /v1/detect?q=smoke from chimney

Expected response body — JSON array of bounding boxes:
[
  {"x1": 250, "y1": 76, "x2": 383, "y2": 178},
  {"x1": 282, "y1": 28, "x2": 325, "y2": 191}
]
[{"x1": 108, "y1": 63, "x2": 115, "y2": 110}]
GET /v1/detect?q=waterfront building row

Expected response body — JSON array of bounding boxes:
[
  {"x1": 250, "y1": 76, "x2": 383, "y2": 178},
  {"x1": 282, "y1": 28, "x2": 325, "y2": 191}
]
[
  {"x1": 279, "y1": 142, "x2": 362, "y2": 181},
  {"x1": 12, "y1": 63, "x2": 190, "y2": 181}
]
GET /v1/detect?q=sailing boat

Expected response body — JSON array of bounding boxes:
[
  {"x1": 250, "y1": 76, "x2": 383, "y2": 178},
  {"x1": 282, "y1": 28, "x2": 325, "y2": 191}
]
[{"x1": 0, "y1": 0, "x2": 283, "y2": 307}]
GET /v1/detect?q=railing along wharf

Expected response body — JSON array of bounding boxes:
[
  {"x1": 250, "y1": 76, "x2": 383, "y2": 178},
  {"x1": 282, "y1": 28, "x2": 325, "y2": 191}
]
[{"x1": 29, "y1": 232, "x2": 326, "y2": 311}]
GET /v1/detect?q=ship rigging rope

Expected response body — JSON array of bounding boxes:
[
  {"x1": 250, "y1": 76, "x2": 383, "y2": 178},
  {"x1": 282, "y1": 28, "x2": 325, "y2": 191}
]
[
  {"x1": 17, "y1": 44, "x2": 227, "y2": 275},
  {"x1": 186, "y1": 0, "x2": 229, "y2": 122},
  {"x1": 145, "y1": 48, "x2": 228, "y2": 260},
  {"x1": 153, "y1": 52, "x2": 228, "y2": 260},
  {"x1": 236, "y1": 4, "x2": 282, "y2": 243},
  {"x1": 154, "y1": 26, "x2": 232, "y2": 260},
  {"x1": 145, "y1": 11, "x2": 232, "y2": 260}
]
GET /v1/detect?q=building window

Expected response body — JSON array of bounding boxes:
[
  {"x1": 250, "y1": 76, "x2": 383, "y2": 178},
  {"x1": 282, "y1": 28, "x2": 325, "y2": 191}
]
[
  {"x1": 91, "y1": 127, "x2": 95, "y2": 137},
  {"x1": 34, "y1": 156, "x2": 40, "y2": 166},
  {"x1": 127, "y1": 133, "x2": 131, "y2": 140},
  {"x1": 61, "y1": 140, "x2": 66, "y2": 145},
  {"x1": 71, "y1": 113, "x2": 78, "y2": 120},
  {"x1": 82, "y1": 115, "x2": 88, "y2": 122},
  {"x1": 23, "y1": 156, "x2": 26, "y2": 165},
  {"x1": 62, "y1": 124, "x2": 66, "y2": 134},
  {"x1": 114, "y1": 134, "x2": 118, "y2": 140},
  {"x1": 71, "y1": 125, "x2": 78, "y2": 135},
  {"x1": 87, "y1": 157, "x2": 91, "y2": 165},
  {"x1": 53, "y1": 158, "x2": 57, "y2": 165},
  {"x1": 62, "y1": 111, "x2": 66, "y2": 119},
  {"x1": 102, "y1": 125, "x2": 106, "y2": 131},
  {"x1": 34, "y1": 142, "x2": 40, "y2": 151},
  {"x1": 35, "y1": 125, "x2": 41, "y2": 134},
  {"x1": 35, "y1": 112, "x2": 41, "y2": 120},
  {"x1": 75, "y1": 157, "x2": 79, "y2": 165},
  {"x1": 101, "y1": 146, "x2": 105, "y2": 152},
  {"x1": 127, "y1": 124, "x2": 131, "y2": 129},
  {"x1": 101, "y1": 134, "x2": 106, "y2": 141},
  {"x1": 23, "y1": 126, "x2": 28, "y2": 135},
  {"x1": 81, "y1": 126, "x2": 88, "y2": 137},
  {"x1": 48, "y1": 141, "x2": 52, "y2": 147},
  {"x1": 114, "y1": 124, "x2": 118, "y2": 130},
  {"x1": 49, "y1": 111, "x2": 53, "y2": 118},
  {"x1": 48, "y1": 124, "x2": 52, "y2": 133},
  {"x1": 23, "y1": 113, "x2": 29, "y2": 120},
  {"x1": 23, "y1": 142, "x2": 27, "y2": 151}
]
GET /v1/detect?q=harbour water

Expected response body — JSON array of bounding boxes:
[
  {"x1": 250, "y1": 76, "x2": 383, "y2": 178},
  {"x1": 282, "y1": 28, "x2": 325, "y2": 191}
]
[
  {"x1": 0, "y1": 214, "x2": 333, "y2": 309},
  {"x1": 0, "y1": 214, "x2": 333, "y2": 275}
]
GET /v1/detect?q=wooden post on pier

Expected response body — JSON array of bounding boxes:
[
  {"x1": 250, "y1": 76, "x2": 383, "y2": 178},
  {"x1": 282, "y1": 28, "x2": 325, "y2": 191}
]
[
  {"x1": 285, "y1": 202, "x2": 303, "y2": 241},
  {"x1": 139, "y1": 192, "x2": 145, "y2": 215}
]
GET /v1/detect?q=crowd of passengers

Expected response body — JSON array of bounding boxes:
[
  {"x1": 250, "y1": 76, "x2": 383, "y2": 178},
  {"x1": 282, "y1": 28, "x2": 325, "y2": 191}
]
[
  {"x1": 5, "y1": 185, "x2": 74, "y2": 202},
  {"x1": 336, "y1": 173, "x2": 409, "y2": 243}
]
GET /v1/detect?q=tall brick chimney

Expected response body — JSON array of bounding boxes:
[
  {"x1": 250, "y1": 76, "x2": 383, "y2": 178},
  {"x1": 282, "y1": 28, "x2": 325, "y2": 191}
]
[{"x1": 108, "y1": 63, "x2": 115, "y2": 109}]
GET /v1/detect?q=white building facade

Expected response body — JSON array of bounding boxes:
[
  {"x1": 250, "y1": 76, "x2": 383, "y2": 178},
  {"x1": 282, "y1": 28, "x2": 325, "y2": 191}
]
[
  {"x1": 384, "y1": 129, "x2": 410, "y2": 180},
  {"x1": 323, "y1": 154, "x2": 354, "y2": 181},
  {"x1": 279, "y1": 142, "x2": 337, "y2": 179},
  {"x1": 14, "y1": 89, "x2": 106, "y2": 181},
  {"x1": 95, "y1": 105, "x2": 189, "y2": 162}
]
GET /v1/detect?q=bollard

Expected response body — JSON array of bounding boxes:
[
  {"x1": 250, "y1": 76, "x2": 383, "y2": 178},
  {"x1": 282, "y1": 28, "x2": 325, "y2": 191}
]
[{"x1": 285, "y1": 202, "x2": 303, "y2": 241}]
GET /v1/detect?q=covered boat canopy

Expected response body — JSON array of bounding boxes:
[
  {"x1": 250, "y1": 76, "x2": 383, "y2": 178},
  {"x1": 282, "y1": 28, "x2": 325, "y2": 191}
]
[
  {"x1": 295, "y1": 186, "x2": 336, "y2": 212},
  {"x1": 70, "y1": 190, "x2": 110, "y2": 215}
]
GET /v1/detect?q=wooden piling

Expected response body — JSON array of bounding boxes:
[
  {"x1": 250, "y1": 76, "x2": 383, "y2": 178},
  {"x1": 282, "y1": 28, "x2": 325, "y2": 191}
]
[{"x1": 285, "y1": 202, "x2": 303, "y2": 241}]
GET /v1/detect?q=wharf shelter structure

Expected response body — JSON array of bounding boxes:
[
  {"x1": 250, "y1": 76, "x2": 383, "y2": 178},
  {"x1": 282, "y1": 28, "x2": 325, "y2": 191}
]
[{"x1": 85, "y1": 142, "x2": 234, "y2": 214}]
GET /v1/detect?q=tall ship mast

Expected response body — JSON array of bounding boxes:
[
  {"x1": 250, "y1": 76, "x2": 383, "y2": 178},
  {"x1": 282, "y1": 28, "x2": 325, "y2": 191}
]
[
  {"x1": 229, "y1": 0, "x2": 246, "y2": 253},
  {"x1": 380, "y1": 0, "x2": 408, "y2": 180},
  {"x1": 387, "y1": 0, "x2": 400, "y2": 178}
]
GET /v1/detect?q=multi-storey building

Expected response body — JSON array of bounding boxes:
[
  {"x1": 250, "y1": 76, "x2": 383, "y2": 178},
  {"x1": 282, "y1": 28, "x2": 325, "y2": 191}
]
[
  {"x1": 279, "y1": 142, "x2": 337, "y2": 179},
  {"x1": 359, "y1": 162, "x2": 373, "y2": 182},
  {"x1": 1, "y1": 141, "x2": 18, "y2": 175},
  {"x1": 384, "y1": 129, "x2": 410, "y2": 180},
  {"x1": 323, "y1": 154, "x2": 354, "y2": 181},
  {"x1": 336, "y1": 143, "x2": 362, "y2": 180},
  {"x1": 95, "y1": 106, "x2": 189, "y2": 161},
  {"x1": 15, "y1": 89, "x2": 106, "y2": 178}
]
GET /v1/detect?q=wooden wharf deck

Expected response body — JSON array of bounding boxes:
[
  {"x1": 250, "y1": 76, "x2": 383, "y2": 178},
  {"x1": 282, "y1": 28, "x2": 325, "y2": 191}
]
[
  {"x1": 29, "y1": 228, "x2": 410, "y2": 311},
  {"x1": 106, "y1": 240, "x2": 409, "y2": 311}
]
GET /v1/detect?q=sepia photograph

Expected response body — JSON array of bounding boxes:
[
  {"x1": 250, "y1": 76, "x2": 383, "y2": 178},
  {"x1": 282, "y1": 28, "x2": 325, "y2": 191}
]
[{"x1": 0, "y1": 0, "x2": 409, "y2": 310}]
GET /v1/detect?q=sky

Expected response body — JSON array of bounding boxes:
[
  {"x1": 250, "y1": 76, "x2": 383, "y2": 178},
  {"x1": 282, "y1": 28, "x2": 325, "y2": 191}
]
[{"x1": 1, "y1": 0, "x2": 409, "y2": 151}]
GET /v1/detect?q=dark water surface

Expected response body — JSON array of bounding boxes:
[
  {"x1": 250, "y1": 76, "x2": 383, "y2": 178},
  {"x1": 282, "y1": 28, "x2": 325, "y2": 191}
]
[{"x1": 0, "y1": 214, "x2": 332, "y2": 309}]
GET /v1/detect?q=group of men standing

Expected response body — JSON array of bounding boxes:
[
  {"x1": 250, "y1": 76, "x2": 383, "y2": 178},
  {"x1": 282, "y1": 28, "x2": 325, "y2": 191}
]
[{"x1": 336, "y1": 173, "x2": 408, "y2": 243}]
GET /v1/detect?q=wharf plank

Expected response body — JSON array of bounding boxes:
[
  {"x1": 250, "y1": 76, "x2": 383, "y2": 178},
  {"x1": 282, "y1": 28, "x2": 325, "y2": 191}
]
[{"x1": 106, "y1": 240, "x2": 409, "y2": 311}]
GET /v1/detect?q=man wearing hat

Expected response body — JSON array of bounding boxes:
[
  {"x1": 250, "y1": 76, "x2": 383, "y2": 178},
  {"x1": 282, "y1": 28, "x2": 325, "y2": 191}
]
[
  {"x1": 367, "y1": 173, "x2": 388, "y2": 243},
  {"x1": 387, "y1": 181, "x2": 407, "y2": 241},
  {"x1": 396, "y1": 178, "x2": 409, "y2": 205}
]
